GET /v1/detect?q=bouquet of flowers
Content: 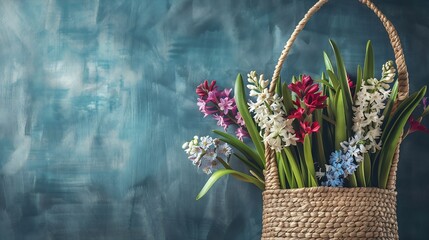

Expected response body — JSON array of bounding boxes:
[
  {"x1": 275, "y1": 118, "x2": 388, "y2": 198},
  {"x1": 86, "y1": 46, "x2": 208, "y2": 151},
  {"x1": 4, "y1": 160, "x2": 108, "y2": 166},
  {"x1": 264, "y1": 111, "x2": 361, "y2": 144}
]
[{"x1": 183, "y1": 40, "x2": 429, "y2": 199}]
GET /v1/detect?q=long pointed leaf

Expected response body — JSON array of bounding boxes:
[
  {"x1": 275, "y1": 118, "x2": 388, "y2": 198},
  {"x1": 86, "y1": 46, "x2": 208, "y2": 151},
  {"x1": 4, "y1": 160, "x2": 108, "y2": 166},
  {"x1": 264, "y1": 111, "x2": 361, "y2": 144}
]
[
  {"x1": 283, "y1": 147, "x2": 304, "y2": 188},
  {"x1": 303, "y1": 135, "x2": 318, "y2": 187},
  {"x1": 214, "y1": 130, "x2": 263, "y2": 168},
  {"x1": 327, "y1": 70, "x2": 340, "y2": 89},
  {"x1": 382, "y1": 80, "x2": 398, "y2": 127},
  {"x1": 356, "y1": 161, "x2": 366, "y2": 187},
  {"x1": 282, "y1": 83, "x2": 295, "y2": 113},
  {"x1": 233, "y1": 153, "x2": 263, "y2": 179},
  {"x1": 364, "y1": 152, "x2": 371, "y2": 186},
  {"x1": 314, "y1": 109, "x2": 326, "y2": 169},
  {"x1": 323, "y1": 51, "x2": 334, "y2": 73},
  {"x1": 234, "y1": 74, "x2": 265, "y2": 164},
  {"x1": 281, "y1": 150, "x2": 295, "y2": 188},
  {"x1": 363, "y1": 40, "x2": 374, "y2": 81},
  {"x1": 335, "y1": 89, "x2": 347, "y2": 149},
  {"x1": 378, "y1": 86, "x2": 427, "y2": 188},
  {"x1": 277, "y1": 152, "x2": 286, "y2": 189},
  {"x1": 276, "y1": 76, "x2": 282, "y2": 96},
  {"x1": 330, "y1": 40, "x2": 353, "y2": 134},
  {"x1": 196, "y1": 169, "x2": 264, "y2": 200},
  {"x1": 355, "y1": 65, "x2": 363, "y2": 100}
]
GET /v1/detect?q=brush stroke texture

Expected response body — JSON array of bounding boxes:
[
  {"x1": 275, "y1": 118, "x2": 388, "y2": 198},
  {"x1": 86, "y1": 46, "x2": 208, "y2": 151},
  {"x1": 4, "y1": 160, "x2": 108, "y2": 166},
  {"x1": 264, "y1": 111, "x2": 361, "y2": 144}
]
[{"x1": 0, "y1": 0, "x2": 428, "y2": 239}]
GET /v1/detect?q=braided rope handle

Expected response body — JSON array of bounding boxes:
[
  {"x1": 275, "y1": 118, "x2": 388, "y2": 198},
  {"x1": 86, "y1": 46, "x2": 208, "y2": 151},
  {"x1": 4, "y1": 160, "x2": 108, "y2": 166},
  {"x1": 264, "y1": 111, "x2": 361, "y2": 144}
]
[{"x1": 264, "y1": 0, "x2": 409, "y2": 191}]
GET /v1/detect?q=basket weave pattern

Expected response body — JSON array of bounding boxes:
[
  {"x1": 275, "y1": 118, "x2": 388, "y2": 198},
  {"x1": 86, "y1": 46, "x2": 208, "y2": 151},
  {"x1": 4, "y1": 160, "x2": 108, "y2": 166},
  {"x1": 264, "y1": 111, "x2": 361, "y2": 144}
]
[
  {"x1": 261, "y1": 0, "x2": 407, "y2": 239},
  {"x1": 262, "y1": 188, "x2": 397, "y2": 239}
]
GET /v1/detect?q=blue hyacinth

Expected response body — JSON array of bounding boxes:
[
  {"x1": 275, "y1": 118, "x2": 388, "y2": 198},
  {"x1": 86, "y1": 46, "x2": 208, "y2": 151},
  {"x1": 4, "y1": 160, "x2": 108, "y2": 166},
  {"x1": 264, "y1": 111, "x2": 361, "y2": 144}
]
[{"x1": 322, "y1": 149, "x2": 359, "y2": 187}]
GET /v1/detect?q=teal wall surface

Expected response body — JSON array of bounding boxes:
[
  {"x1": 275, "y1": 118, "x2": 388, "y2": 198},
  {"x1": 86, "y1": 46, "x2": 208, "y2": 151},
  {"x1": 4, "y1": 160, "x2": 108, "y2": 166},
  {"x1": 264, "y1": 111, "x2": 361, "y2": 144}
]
[{"x1": 0, "y1": 0, "x2": 428, "y2": 239}]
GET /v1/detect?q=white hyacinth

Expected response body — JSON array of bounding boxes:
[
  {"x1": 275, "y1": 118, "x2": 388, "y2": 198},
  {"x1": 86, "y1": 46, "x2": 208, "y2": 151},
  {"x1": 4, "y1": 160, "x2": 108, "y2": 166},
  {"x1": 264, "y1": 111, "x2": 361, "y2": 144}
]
[
  {"x1": 352, "y1": 61, "x2": 396, "y2": 152},
  {"x1": 182, "y1": 135, "x2": 232, "y2": 174},
  {"x1": 247, "y1": 71, "x2": 298, "y2": 152}
]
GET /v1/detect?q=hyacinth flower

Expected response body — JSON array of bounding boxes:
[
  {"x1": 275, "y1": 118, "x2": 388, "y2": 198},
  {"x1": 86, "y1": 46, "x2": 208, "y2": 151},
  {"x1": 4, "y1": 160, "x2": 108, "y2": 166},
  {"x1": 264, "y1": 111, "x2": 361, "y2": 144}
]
[
  {"x1": 247, "y1": 71, "x2": 298, "y2": 151},
  {"x1": 404, "y1": 97, "x2": 429, "y2": 137},
  {"x1": 287, "y1": 75, "x2": 327, "y2": 142},
  {"x1": 183, "y1": 135, "x2": 264, "y2": 199},
  {"x1": 196, "y1": 80, "x2": 249, "y2": 140},
  {"x1": 182, "y1": 135, "x2": 232, "y2": 174}
]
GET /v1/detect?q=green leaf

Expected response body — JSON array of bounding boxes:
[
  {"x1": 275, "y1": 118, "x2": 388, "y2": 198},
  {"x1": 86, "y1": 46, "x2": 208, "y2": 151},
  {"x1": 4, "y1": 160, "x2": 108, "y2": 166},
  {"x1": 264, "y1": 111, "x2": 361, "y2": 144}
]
[
  {"x1": 234, "y1": 74, "x2": 265, "y2": 164},
  {"x1": 327, "y1": 70, "x2": 340, "y2": 89},
  {"x1": 381, "y1": 80, "x2": 398, "y2": 128},
  {"x1": 282, "y1": 83, "x2": 295, "y2": 113},
  {"x1": 381, "y1": 90, "x2": 421, "y2": 144},
  {"x1": 216, "y1": 157, "x2": 231, "y2": 170},
  {"x1": 314, "y1": 109, "x2": 326, "y2": 169},
  {"x1": 249, "y1": 170, "x2": 265, "y2": 184},
  {"x1": 347, "y1": 173, "x2": 358, "y2": 187},
  {"x1": 363, "y1": 40, "x2": 374, "y2": 81},
  {"x1": 277, "y1": 152, "x2": 286, "y2": 189},
  {"x1": 297, "y1": 146, "x2": 308, "y2": 186},
  {"x1": 315, "y1": 79, "x2": 335, "y2": 91},
  {"x1": 355, "y1": 65, "x2": 363, "y2": 100},
  {"x1": 303, "y1": 135, "x2": 318, "y2": 187},
  {"x1": 330, "y1": 40, "x2": 353, "y2": 135},
  {"x1": 283, "y1": 147, "x2": 304, "y2": 188},
  {"x1": 281, "y1": 150, "x2": 295, "y2": 188},
  {"x1": 292, "y1": 75, "x2": 298, "y2": 83},
  {"x1": 378, "y1": 86, "x2": 427, "y2": 188},
  {"x1": 196, "y1": 169, "x2": 264, "y2": 200},
  {"x1": 323, "y1": 51, "x2": 334, "y2": 73},
  {"x1": 276, "y1": 76, "x2": 282, "y2": 96},
  {"x1": 335, "y1": 89, "x2": 347, "y2": 149},
  {"x1": 355, "y1": 160, "x2": 366, "y2": 187},
  {"x1": 214, "y1": 130, "x2": 263, "y2": 168},
  {"x1": 364, "y1": 152, "x2": 371, "y2": 186},
  {"x1": 233, "y1": 153, "x2": 263, "y2": 179}
]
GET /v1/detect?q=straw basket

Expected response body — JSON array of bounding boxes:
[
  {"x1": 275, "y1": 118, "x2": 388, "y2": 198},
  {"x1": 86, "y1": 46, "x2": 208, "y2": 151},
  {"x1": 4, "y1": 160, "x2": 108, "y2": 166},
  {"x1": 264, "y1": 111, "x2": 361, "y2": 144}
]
[{"x1": 261, "y1": 0, "x2": 408, "y2": 239}]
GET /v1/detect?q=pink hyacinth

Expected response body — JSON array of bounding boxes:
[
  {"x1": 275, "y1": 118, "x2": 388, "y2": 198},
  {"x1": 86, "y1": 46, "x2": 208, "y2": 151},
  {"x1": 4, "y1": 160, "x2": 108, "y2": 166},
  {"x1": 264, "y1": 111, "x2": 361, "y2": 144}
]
[
  {"x1": 236, "y1": 127, "x2": 249, "y2": 141},
  {"x1": 196, "y1": 80, "x2": 248, "y2": 140},
  {"x1": 218, "y1": 97, "x2": 235, "y2": 115}
]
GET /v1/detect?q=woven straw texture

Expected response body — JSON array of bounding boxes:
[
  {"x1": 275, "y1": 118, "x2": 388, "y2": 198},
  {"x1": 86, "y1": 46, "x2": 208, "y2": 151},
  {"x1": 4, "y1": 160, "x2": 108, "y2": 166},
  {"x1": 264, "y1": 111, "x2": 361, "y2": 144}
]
[
  {"x1": 262, "y1": 188, "x2": 398, "y2": 239},
  {"x1": 261, "y1": 0, "x2": 407, "y2": 239}
]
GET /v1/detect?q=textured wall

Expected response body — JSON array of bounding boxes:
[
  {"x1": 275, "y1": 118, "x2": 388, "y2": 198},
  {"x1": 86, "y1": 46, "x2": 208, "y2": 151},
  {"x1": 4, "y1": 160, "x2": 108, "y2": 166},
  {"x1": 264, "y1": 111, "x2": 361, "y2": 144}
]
[{"x1": 0, "y1": 0, "x2": 428, "y2": 239}]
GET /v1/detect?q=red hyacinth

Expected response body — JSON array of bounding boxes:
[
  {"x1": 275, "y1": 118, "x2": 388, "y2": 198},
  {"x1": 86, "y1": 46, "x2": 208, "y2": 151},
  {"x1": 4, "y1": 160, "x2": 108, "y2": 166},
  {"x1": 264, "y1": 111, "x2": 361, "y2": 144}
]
[
  {"x1": 296, "y1": 121, "x2": 320, "y2": 142},
  {"x1": 408, "y1": 116, "x2": 429, "y2": 134},
  {"x1": 288, "y1": 75, "x2": 319, "y2": 99},
  {"x1": 287, "y1": 74, "x2": 327, "y2": 142},
  {"x1": 303, "y1": 92, "x2": 328, "y2": 113},
  {"x1": 288, "y1": 74, "x2": 327, "y2": 114},
  {"x1": 287, "y1": 107, "x2": 305, "y2": 119},
  {"x1": 347, "y1": 74, "x2": 355, "y2": 89}
]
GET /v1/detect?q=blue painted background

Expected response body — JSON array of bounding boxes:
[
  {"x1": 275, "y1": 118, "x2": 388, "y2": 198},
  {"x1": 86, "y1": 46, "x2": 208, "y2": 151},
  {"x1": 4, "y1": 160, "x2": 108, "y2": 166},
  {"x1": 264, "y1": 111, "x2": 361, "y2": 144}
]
[{"x1": 0, "y1": 0, "x2": 428, "y2": 239}]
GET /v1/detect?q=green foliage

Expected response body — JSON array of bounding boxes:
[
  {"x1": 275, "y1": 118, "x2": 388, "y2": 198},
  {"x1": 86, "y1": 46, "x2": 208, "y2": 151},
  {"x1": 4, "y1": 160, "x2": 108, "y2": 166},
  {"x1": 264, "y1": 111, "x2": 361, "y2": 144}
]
[
  {"x1": 196, "y1": 169, "x2": 264, "y2": 200},
  {"x1": 234, "y1": 74, "x2": 265, "y2": 164},
  {"x1": 377, "y1": 86, "x2": 427, "y2": 188}
]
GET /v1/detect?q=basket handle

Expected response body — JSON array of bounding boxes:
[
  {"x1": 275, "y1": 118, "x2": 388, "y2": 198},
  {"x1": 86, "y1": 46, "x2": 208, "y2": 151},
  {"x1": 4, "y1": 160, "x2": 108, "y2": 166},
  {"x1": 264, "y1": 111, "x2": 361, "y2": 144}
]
[{"x1": 264, "y1": 0, "x2": 409, "y2": 191}]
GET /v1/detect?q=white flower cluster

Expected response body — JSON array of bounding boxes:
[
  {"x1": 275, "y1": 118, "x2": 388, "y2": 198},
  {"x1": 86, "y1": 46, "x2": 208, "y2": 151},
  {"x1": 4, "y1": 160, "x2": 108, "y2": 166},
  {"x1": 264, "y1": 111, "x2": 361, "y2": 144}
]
[
  {"x1": 247, "y1": 71, "x2": 298, "y2": 152},
  {"x1": 182, "y1": 136, "x2": 232, "y2": 174},
  {"x1": 352, "y1": 61, "x2": 396, "y2": 152}
]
